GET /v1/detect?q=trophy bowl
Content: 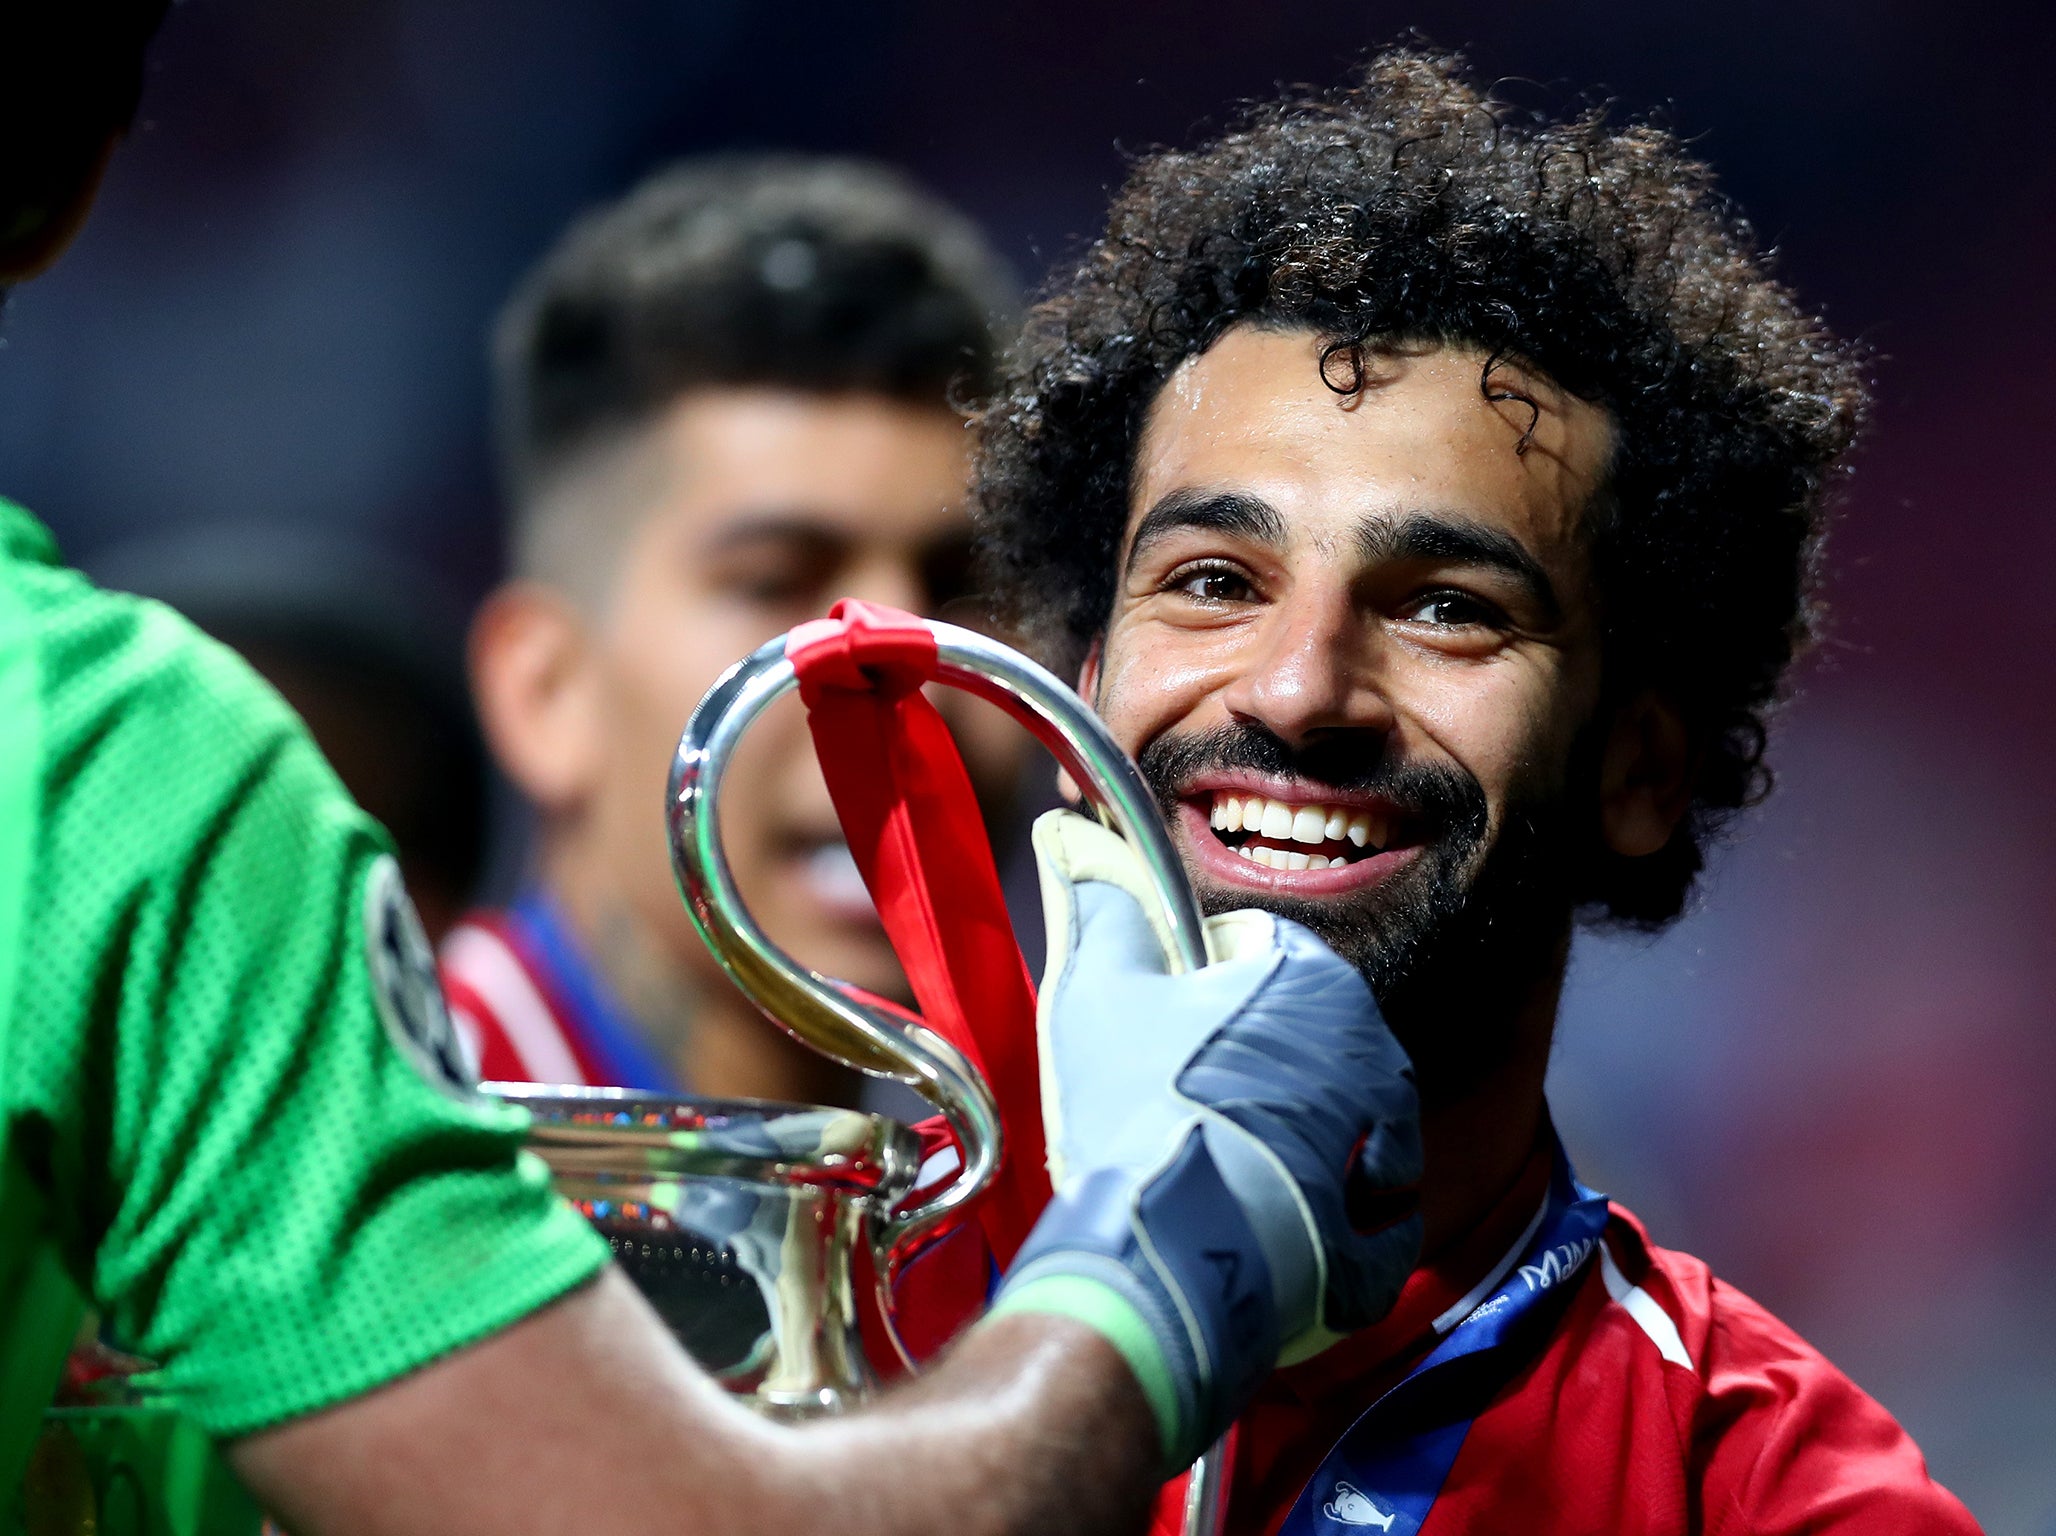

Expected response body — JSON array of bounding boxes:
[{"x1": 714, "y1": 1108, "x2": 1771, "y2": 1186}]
[{"x1": 493, "y1": 1084, "x2": 922, "y2": 1418}]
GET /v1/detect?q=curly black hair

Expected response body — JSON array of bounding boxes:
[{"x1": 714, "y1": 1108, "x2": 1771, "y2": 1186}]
[{"x1": 973, "y1": 49, "x2": 1867, "y2": 926}]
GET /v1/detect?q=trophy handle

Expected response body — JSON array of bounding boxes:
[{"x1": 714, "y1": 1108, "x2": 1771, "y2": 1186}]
[
  {"x1": 667, "y1": 621, "x2": 1206, "y2": 1255},
  {"x1": 669, "y1": 619, "x2": 1226, "y2": 1534}
]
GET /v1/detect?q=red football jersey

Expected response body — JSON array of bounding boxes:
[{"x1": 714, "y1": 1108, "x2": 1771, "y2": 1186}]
[
  {"x1": 439, "y1": 893, "x2": 682, "y2": 1092},
  {"x1": 440, "y1": 909, "x2": 597, "y2": 1086},
  {"x1": 899, "y1": 1131, "x2": 1978, "y2": 1536},
  {"x1": 1390, "y1": 1205, "x2": 1980, "y2": 1535},
  {"x1": 1167, "y1": 1134, "x2": 1979, "y2": 1536}
]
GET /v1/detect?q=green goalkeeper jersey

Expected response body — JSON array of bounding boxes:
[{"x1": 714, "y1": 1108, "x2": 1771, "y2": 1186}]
[{"x1": 0, "y1": 498, "x2": 608, "y2": 1498}]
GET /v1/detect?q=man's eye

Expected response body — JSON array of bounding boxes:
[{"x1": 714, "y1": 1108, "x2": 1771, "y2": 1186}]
[
  {"x1": 1168, "y1": 565, "x2": 1256, "y2": 603},
  {"x1": 1400, "y1": 590, "x2": 1502, "y2": 627},
  {"x1": 726, "y1": 569, "x2": 818, "y2": 605},
  {"x1": 710, "y1": 550, "x2": 837, "y2": 608}
]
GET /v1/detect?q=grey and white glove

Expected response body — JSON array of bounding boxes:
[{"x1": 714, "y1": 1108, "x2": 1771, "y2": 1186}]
[{"x1": 987, "y1": 811, "x2": 1422, "y2": 1469}]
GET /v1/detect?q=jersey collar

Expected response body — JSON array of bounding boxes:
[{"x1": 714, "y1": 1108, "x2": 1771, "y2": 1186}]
[
  {"x1": 505, "y1": 889, "x2": 685, "y2": 1095},
  {"x1": 1270, "y1": 1124, "x2": 1557, "y2": 1408},
  {"x1": 1275, "y1": 1137, "x2": 1611, "y2": 1536}
]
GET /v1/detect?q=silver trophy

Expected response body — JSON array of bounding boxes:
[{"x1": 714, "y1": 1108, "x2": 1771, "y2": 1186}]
[{"x1": 500, "y1": 619, "x2": 1226, "y2": 1534}]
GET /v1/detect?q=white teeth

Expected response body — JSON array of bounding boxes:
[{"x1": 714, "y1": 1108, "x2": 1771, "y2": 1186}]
[
  {"x1": 803, "y1": 842, "x2": 874, "y2": 912},
  {"x1": 1212, "y1": 792, "x2": 1393, "y2": 865},
  {"x1": 1345, "y1": 811, "x2": 1390, "y2": 850},
  {"x1": 1234, "y1": 844, "x2": 1341, "y2": 873}
]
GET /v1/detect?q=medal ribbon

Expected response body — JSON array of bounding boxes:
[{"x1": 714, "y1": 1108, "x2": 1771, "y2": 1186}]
[{"x1": 1276, "y1": 1149, "x2": 1611, "y2": 1536}]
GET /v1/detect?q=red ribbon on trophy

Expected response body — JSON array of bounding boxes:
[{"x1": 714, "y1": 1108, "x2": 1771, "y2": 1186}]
[
  {"x1": 787, "y1": 598, "x2": 1050, "y2": 1268},
  {"x1": 789, "y1": 598, "x2": 1220, "y2": 1536}
]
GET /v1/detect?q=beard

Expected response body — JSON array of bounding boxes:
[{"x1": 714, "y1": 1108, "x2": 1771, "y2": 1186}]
[{"x1": 1135, "y1": 722, "x2": 1585, "y2": 1105}]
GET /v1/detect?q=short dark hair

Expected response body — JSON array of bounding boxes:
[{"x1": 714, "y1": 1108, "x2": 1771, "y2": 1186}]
[
  {"x1": 0, "y1": 0, "x2": 170, "y2": 281},
  {"x1": 494, "y1": 155, "x2": 1015, "y2": 516},
  {"x1": 973, "y1": 49, "x2": 1867, "y2": 926}
]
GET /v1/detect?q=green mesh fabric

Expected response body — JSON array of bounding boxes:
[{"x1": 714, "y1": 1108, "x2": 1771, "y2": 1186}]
[{"x1": 0, "y1": 498, "x2": 607, "y2": 1458}]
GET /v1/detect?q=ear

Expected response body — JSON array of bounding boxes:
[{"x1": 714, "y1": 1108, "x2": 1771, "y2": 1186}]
[
  {"x1": 468, "y1": 583, "x2": 607, "y2": 815},
  {"x1": 0, "y1": 131, "x2": 120, "y2": 282},
  {"x1": 1076, "y1": 636, "x2": 1104, "y2": 706},
  {"x1": 1597, "y1": 689, "x2": 1694, "y2": 859},
  {"x1": 1055, "y1": 638, "x2": 1108, "y2": 805}
]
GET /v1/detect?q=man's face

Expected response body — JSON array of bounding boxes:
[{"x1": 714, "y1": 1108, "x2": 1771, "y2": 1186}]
[
  {"x1": 588, "y1": 388, "x2": 1016, "y2": 999},
  {"x1": 1088, "y1": 328, "x2": 1614, "y2": 1094}
]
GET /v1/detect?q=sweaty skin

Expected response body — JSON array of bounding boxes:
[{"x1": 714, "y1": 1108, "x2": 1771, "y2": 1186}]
[
  {"x1": 232, "y1": 1273, "x2": 1161, "y2": 1536},
  {"x1": 1082, "y1": 327, "x2": 1676, "y2": 1258}
]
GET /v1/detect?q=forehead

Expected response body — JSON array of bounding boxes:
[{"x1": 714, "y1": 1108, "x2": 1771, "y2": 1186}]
[
  {"x1": 1131, "y1": 328, "x2": 1612, "y2": 555},
  {"x1": 648, "y1": 387, "x2": 970, "y2": 538}
]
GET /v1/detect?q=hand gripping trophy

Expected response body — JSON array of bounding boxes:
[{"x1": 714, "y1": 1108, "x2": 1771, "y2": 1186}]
[{"x1": 496, "y1": 601, "x2": 1231, "y2": 1535}]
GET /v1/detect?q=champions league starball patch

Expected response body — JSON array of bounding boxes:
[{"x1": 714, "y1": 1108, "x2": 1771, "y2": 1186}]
[{"x1": 364, "y1": 854, "x2": 480, "y2": 1099}]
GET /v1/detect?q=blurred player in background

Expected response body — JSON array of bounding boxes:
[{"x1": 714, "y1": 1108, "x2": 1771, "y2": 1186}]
[{"x1": 446, "y1": 157, "x2": 1022, "y2": 1103}]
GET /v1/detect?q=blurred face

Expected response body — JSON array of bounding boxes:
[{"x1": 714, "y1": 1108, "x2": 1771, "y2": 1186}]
[
  {"x1": 1087, "y1": 328, "x2": 1616, "y2": 1094},
  {"x1": 582, "y1": 388, "x2": 1014, "y2": 998}
]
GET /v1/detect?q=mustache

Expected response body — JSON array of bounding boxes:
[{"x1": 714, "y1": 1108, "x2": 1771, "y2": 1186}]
[{"x1": 1134, "y1": 722, "x2": 1489, "y2": 841}]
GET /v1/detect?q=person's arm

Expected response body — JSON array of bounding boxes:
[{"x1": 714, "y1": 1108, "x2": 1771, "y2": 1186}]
[
  {"x1": 234, "y1": 1270, "x2": 1160, "y2": 1536},
  {"x1": 27, "y1": 575, "x2": 1413, "y2": 1536},
  {"x1": 9, "y1": 581, "x2": 1162, "y2": 1534},
  {"x1": 236, "y1": 808, "x2": 1425, "y2": 1536}
]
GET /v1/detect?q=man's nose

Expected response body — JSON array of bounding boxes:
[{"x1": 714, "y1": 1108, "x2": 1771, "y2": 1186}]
[
  {"x1": 836, "y1": 553, "x2": 927, "y2": 618},
  {"x1": 1218, "y1": 591, "x2": 1395, "y2": 748}
]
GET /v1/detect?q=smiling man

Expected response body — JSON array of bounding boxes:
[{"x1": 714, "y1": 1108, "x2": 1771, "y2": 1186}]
[{"x1": 972, "y1": 49, "x2": 1980, "y2": 1535}]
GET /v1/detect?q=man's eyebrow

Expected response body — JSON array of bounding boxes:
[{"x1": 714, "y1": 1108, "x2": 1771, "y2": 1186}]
[
  {"x1": 1124, "y1": 489, "x2": 1288, "y2": 572},
  {"x1": 700, "y1": 513, "x2": 850, "y2": 554},
  {"x1": 1358, "y1": 511, "x2": 1562, "y2": 623}
]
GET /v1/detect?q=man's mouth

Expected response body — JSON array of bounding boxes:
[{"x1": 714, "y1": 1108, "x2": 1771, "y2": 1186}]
[
  {"x1": 1175, "y1": 781, "x2": 1421, "y2": 893},
  {"x1": 786, "y1": 836, "x2": 879, "y2": 923},
  {"x1": 1205, "y1": 789, "x2": 1391, "y2": 870}
]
